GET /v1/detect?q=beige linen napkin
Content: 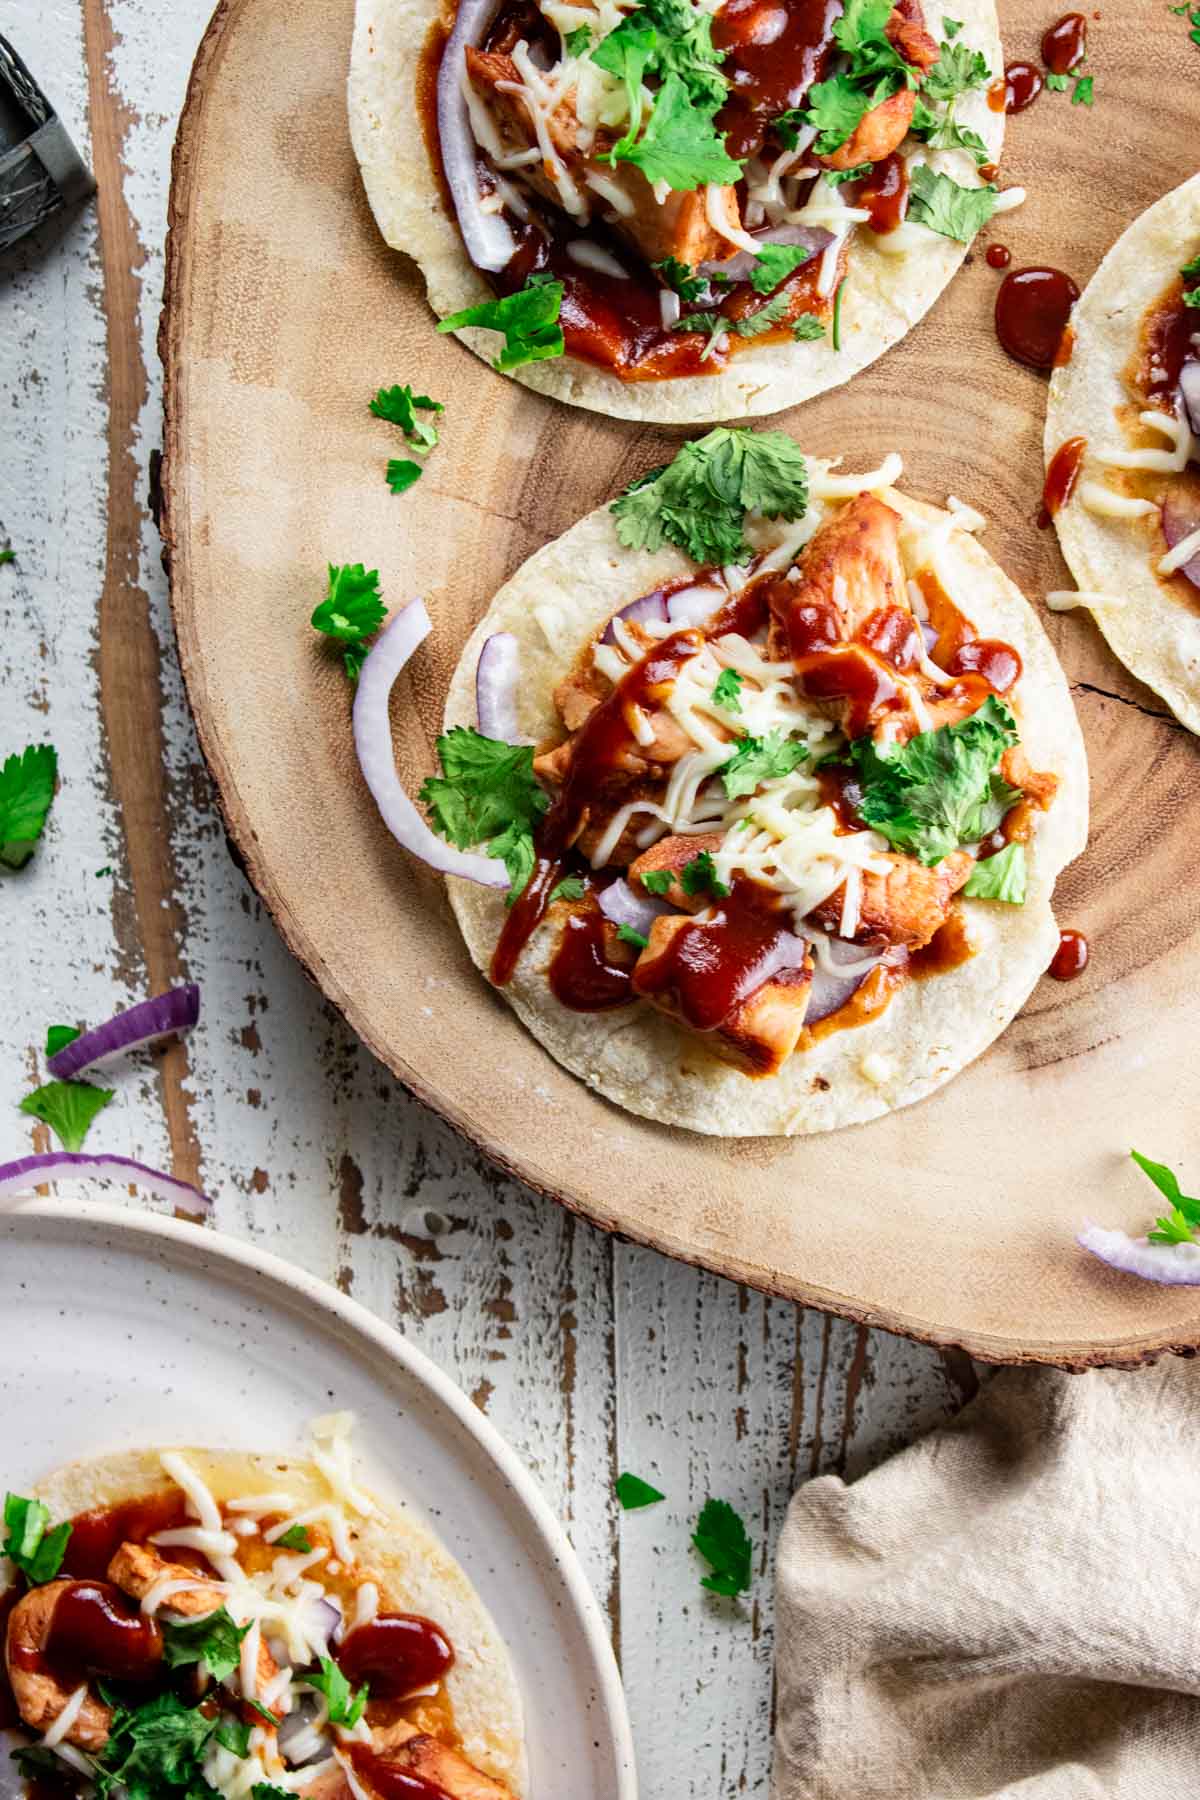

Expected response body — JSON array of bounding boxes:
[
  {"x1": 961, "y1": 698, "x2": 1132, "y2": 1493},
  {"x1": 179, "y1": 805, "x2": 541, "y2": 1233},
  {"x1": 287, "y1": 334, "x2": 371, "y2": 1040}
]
[{"x1": 773, "y1": 1360, "x2": 1200, "y2": 1799}]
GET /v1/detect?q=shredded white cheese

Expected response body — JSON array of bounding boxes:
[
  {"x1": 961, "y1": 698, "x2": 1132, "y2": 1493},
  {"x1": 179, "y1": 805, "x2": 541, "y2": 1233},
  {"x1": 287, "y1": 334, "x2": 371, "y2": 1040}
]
[
  {"x1": 42, "y1": 1685, "x2": 89, "y2": 1748},
  {"x1": 1045, "y1": 589, "x2": 1126, "y2": 611},
  {"x1": 1097, "y1": 409, "x2": 1195, "y2": 474},
  {"x1": 1078, "y1": 481, "x2": 1159, "y2": 520},
  {"x1": 1159, "y1": 522, "x2": 1200, "y2": 574}
]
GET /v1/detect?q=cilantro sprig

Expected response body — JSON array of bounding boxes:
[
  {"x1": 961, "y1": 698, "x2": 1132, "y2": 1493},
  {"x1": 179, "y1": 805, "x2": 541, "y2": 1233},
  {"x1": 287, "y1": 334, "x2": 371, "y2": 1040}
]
[
  {"x1": 1132, "y1": 1151, "x2": 1200, "y2": 1247},
  {"x1": 370, "y1": 385, "x2": 442, "y2": 454},
  {"x1": 439, "y1": 275, "x2": 565, "y2": 373},
  {"x1": 693, "y1": 1497, "x2": 752, "y2": 1596},
  {"x1": 308, "y1": 1655, "x2": 368, "y2": 1727},
  {"x1": 748, "y1": 243, "x2": 812, "y2": 294},
  {"x1": 0, "y1": 744, "x2": 58, "y2": 870},
  {"x1": 611, "y1": 427, "x2": 809, "y2": 565},
  {"x1": 711, "y1": 668, "x2": 744, "y2": 711},
  {"x1": 681, "y1": 849, "x2": 729, "y2": 897},
  {"x1": 719, "y1": 730, "x2": 807, "y2": 798},
  {"x1": 20, "y1": 1079, "x2": 114, "y2": 1152},
  {"x1": 613, "y1": 71, "x2": 742, "y2": 188},
  {"x1": 3, "y1": 1493, "x2": 71, "y2": 1583},
  {"x1": 907, "y1": 164, "x2": 998, "y2": 241},
  {"x1": 161, "y1": 1608, "x2": 250, "y2": 1683},
  {"x1": 311, "y1": 563, "x2": 387, "y2": 683},
  {"x1": 420, "y1": 727, "x2": 549, "y2": 901},
  {"x1": 655, "y1": 255, "x2": 707, "y2": 302}
]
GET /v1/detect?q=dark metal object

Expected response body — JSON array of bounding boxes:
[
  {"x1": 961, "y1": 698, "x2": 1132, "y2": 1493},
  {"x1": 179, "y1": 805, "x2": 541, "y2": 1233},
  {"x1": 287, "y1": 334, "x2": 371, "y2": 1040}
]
[{"x1": 0, "y1": 34, "x2": 95, "y2": 251}]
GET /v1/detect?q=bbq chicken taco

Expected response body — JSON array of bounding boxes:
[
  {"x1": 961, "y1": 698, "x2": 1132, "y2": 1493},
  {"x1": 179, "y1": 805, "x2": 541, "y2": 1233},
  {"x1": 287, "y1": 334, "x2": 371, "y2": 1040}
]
[
  {"x1": 352, "y1": 429, "x2": 1087, "y2": 1136},
  {"x1": 348, "y1": 0, "x2": 1007, "y2": 422},
  {"x1": 1044, "y1": 172, "x2": 1200, "y2": 733},
  {"x1": 1, "y1": 1415, "x2": 525, "y2": 1800}
]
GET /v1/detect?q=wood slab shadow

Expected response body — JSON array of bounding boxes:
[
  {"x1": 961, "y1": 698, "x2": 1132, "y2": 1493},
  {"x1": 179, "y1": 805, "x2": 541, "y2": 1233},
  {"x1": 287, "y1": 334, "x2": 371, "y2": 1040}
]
[{"x1": 161, "y1": 0, "x2": 1200, "y2": 1365}]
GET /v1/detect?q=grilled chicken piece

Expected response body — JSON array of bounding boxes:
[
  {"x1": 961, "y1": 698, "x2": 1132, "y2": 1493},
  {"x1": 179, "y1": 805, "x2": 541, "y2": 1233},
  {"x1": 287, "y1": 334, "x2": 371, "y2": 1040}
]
[
  {"x1": 1001, "y1": 745, "x2": 1058, "y2": 812},
  {"x1": 632, "y1": 912, "x2": 813, "y2": 1075},
  {"x1": 809, "y1": 850, "x2": 973, "y2": 950},
  {"x1": 4, "y1": 1581, "x2": 117, "y2": 1750},
  {"x1": 885, "y1": 0, "x2": 941, "y2": 70},
  {"x1": 464, "y1": 47, "x2": 737, "y2": 266},
  {"x1": 108, "y1": 1542, "x2": 282, "y2": 1697},
  {"x1": 340, "y1": 1721, "x2": 516, "y2": 1800},
  {"x1": 628, "y1": 832, "x2": 725, "y2": 911},
  {"x1": 768, "y1": 493, "x2": 909, "y2": 665}
]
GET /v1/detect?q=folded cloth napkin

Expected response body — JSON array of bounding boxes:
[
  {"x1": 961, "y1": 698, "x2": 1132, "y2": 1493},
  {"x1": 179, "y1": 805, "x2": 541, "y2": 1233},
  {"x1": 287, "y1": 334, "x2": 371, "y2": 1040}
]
[{"x1": 772, "y1": 1359, "x2": 1200, "y2": 1799}]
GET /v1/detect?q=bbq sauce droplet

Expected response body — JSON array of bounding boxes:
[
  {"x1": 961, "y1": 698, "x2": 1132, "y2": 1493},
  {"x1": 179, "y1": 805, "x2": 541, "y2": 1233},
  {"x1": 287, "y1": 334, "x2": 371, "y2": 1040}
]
[
  {"x1": 1042, "y1": 436, "x2": 1088, "y2": 523},
  {"x1": 986, "y1": 243, "x2": 1012, "y2": 269},
  {"x1": 335, "y1": 1612, "x2": 455, "y2": 1698},
  {"x1": 994, "y1": 266, "x2": 1080, "y2": 370},
  {"x1": 1041, "y1": 10, "x2": 1087, "y2": 72},
  {"x1": 1000, "y1": 60, "x2": 1043, "y2": 111},
  {"x1": 1049, "y1": 928, "x2": 1089, "y2": 980}
]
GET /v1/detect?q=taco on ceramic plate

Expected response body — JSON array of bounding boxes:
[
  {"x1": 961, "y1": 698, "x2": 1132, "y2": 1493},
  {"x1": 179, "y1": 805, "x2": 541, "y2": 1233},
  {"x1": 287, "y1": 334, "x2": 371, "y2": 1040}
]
[
  {"x1": 1, "y1": 1415, "x2": 525, "y2": 1800},
  {"x1": 351, "y1": 428, "x2": 1088, "y2": 1135},
  {"x1": 1044, "y1": 171, "x2": 1200, "y2": 733},
  {"x1": 348, "y1": 0, "x2": 1009, "y2": 422}
]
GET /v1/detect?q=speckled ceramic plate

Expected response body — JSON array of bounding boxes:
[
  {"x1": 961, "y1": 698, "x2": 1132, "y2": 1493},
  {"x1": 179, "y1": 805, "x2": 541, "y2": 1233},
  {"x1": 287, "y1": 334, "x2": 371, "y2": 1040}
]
[{"x1": 0, "y1": 1197, "x2": 637, "y2": 1800}]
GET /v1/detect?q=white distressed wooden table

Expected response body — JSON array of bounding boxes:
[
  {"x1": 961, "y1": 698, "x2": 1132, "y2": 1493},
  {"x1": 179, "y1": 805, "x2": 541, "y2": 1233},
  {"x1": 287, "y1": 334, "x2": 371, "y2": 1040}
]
[{"x1": 0, "y1": 2, "x2": 978, "y2": 1790}]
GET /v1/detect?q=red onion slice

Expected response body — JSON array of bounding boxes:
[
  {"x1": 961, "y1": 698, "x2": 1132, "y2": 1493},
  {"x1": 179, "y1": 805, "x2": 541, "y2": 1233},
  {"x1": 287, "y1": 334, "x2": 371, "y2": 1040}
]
[
  {"x1": 699, "y1": 225, "x2": 833, "y2": 285},
  {"x1": 436, "y1": 0, "x2": 521, "y2": 272},
  {"x1": 601, "y1": 590, "x2": 669, "y2": 646},
  {"x1": 666, "y1": 584, "x2": 726, "y2": 626},
  {"x1": 1179, "y1": 361, "x2": 1200, "y2": 439},
  {"x1": 1077, "y1": 1220, "x2": 1200, "y2": 1286},
  {"x1": 1162, "y1": 483, "x2": 1200, "y2": 590},
  {"x1": 354, "y1": 601, "x2": 509, "y2": 890},
  {"x1": 597, "y1": 877, "x2": 673, "y2": 937},
  {"x1": 476, "y1": 632, "x2": 523, "y2": 743},
  {"x1": 0, "y1": 1151, "x2": 210, "y2": 1215},
  {"x1": 802, "y1": 932, "x2": 880, "y2": 1024},
  {"x1": 46, "y1": 986, "x2": 201, "y2": 1080}
]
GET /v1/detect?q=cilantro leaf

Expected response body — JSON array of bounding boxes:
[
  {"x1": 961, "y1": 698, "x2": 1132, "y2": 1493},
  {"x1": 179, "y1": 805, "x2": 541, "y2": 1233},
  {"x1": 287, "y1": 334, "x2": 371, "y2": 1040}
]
[
  {"x1": 217, "y1": 1721, "x2": 253, "y2": 1758},
  {"x1": 311, "y1": 563, "x2": 387, "y2": 683},
  {"x1": 438, "y1": 278, "x2": 565, "y2": 373},
  {"x1": 792, "y1": 313, "x2": 825, "y2": 340},
  {"x1": 386, "y1": 459, "x2": 422, "y2": 496},
  {"x1": 907, "y1": 164, "x2": 997, "y2": 240},
  {"x1": 643, "y1": 0, "x2": 729, "y2": 104},
  {"x1": 550, "y1": 875, "x2": 586, "y2": 903},
  {"x1": 96, "y1": 1690, "x2": 219, "y2": 1795},
  {"x1": 1044, "y1": 70, "x2": 1068, "y2": 90},
  {"x1": 592, "y1": 18, "x2": 659, "y2": 153},
  {"x1": 833, "y1": 0, "x2": 897, "y2": 54},
  {"x1": 655, "y1": 255, "x2": 707, "y2": 301},
  {"x1": 681, "y1": 849, "x2": 730, "y2": 897},
  {"x1": 369, "y1": 384, "x2": 442, "y2": 454},
  {"x1": 1071, "y1": 74, "x2": 1094, "y2": 104},
  {"x1": 20, "y1": 1079, "x2": 114, "y2": 1153},
  {"x1": 638, "y1": 868, "x2": 675, "y2": 895},
  {"x1": 45, "y1": 1024, "x2": 81, "y2": 1057},
  {"x1": 844, "y1": 695, "x2": 1020, "y2": 865},
  {"x1": 274, "y1": 1523, "x2": 313, "y2": 1552},
  {"x1": 0, "y1": 546, "x2": 13, "y2": 566},
  {"x1": 611, "y1": 427, "x2": 809, "y2": 565},
  {"x1": 419, "y1": 727, "x2": 549, "y2": 902},
  {"x1": 712, "y1": 668, "x2": 744, "y2": 711},
  {"x1": 614, "y1": 73, "x2": 742, "y2": 189},
  {"x1": 909, "y1": 97, "x2": 989, "y2": 162},
  {"x1": 943, "y1": 16, "x2": 964, "y2": 37},
  {"x1": 748, "y1": 242, "x2": 812, "y2": 294},
  {"x1": 615, "y1": 1472, "x2": 665, "y2": 1509},
  {"x1": 564, "y1": 23, "x2": 592, "y2": 52},
  {"x1": 3, "y1": 1493, "x2": 71, "y2": 1583},
  {"x1": 962, "y1": 841, "x2": 1026, "y2": 903},
  {"x1": 1134, "y1": 1150, "x2": 1200, "y2": 1247},
  {"x1": 162, "y1": 1608, "x2": 250, "y2": 1682},
  {"x1": 803, "y1": 73, "x2": 884, "y2": 156},
  {"x1": 922, "y1": 40, "x2": 990, "y2": 100},
  {"x1": 692, "y1": 1497, "x2": 752, "y2": 1596},
  {"x1": 672, "y1": 291, "x2": 791, "y2": 355},
  {"x1": 308, "y1": 1655, "x2": 368, "y2": 1727},
  {"x1": 0, "y1": 743, "x2": 57, "y2": 869},
  {"x1": 822, "y1": 162, "x2": 873, "y2": 186},
  {"x1": 719, "y1": 729, "x2": 807, "y2": 798},
  {"x1": 616, "y1": 922, "x2": 649, "y2": 948}
]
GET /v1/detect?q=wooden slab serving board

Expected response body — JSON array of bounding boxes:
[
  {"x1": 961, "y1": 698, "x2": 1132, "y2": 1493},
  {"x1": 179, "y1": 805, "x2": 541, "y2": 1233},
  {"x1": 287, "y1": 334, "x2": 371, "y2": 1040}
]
[{"x1": 162, "y1": 0, "x2": 1200, "y2": 1363}]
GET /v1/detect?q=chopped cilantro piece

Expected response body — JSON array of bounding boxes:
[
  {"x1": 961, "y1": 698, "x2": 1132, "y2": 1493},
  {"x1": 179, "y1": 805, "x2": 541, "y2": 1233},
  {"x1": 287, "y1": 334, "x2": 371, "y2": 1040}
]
[
  {"x1": 692, "y1": 1497, "x2": 752, "y2": 1596},
  {"x1": 246, "y1": 1699, "x2": 280, "y2": 1727},
  {"x1": 1044, "y1": 70, "x2": 1068, "y2": 89},
  {"x1": 616, "y1": 922, "x2": 649, "y2": 949},
  {"x1": 386, "y1": 459, "x2": 422, "y2": 495},
  {"x1": 1134, "y1": 1150, "x2": 1200, "y2": 1247},
  {"x1": 639, "y1": 868, "x2": 675, "y2": 895},
  {"x1": 311, "y1": 564, "x2": 386, "y2": 681},
  {"x1": 592, "y1": 18, "x2": 658, "y2": 152},
  {"x1": 95, "y1": 1690, "x2": 219, "y2": 1796},
  {"x1": 369, "y1": 384, "x2": 442, "y2": 454},
  {"x1": 611, "y1": 426, "x2": 809, "y2": 566},
  {"x1": 274, "y1": 1523, "x2": 313, "y2": 1552},
  {"x1": 3, "y1": 1494, "x2": 71, "y2": 1583},
  {"x1": 962, "y1": 841, "x2": 1026, "y2": 903},
  {"x1": 748, "y1": 242, "x2": 811, "y2": 293},
  {"x1": 803, "y1": 73, "x2": 887, "y2": 156},
  {"x1": 844, "y1": 695, "x2": 1020, "y2": 866},
  {"x1": 832, "y1": 280, "x2": 845, "y2": 351},
  {"x1": 161, "y1": 1607, "x2": 250, "y2": 1682},
  {"x1": 909, "y1": 97, "x2": 989, "y2": 162},
  {"x1": 719, "y1": 730, "x2": 807, "y2": 798},
  {"x1": 680, "y1": 849, "x2": 730, "y2": 897},
  {"x1": 0, "y1": 743, "x2": 57, "y2": 870},
  {"x1": 253, "y1": 1788, "x2": 297, "y2": 1800},
  {"x1": 822, "y1": 162, "x2": 873, "y2": 186},
  {"x1": 550, "y1": 875, "x2": 586, "y2": 902},
  {"x1": 942, "y1": 15, "x2": 964, "y2": 36},
  {"x1": 616, "y1": 1472, "x2": 665, "y2": 1509},
  {"x1": 45, "y1": 1024, "x2": 81, "y2": 1057},
  {"x1": 922, "y1": 40, "x2": 990, "y2": 100},
  {"x1": 655, "y1": 255, "x2": 707, "y2": 301},
  {"x1": 0, "y1": 546, "x2": 13, "y2": 565},
  {"x1": 1071, "y1": 73, "x2": 1094, "y2": 104},
  {"x1": 792, "y1": 313, "x2": 825, "y2": 341},
  {"x1": 20, "y1": 1079, "x2": 114, "y2": 1153},
  {"x1": 712, "y1": 668, "x2": 744, "y2": 711},
  {"x1": 1185, "y1": 252, "x2": 1200, "y2": 307},
  {"x1": 438, "y1": 277, "x2": 565, "y2": 373},
  {"x1": 217, "y1": 1722, "x2": 253, "y2": 1758},
  {"x1": 564, "y1": 23, "x2": 592, "y2": 53},
  {"x1": 614, "y1": 73, "x2": 743, "y2": 189},
  {"x1": 673, "y1": 290, "x2": 790, "y2": 354},
  {"x1": 308, "y1": 1656, "x2": 368, "y2": 1727},
  {"x1": 419, "y1": 727, "x2": 549, "y2": 902},
  {"x1": 907, "y1": 164, "x2": 997, "y2": 240}
]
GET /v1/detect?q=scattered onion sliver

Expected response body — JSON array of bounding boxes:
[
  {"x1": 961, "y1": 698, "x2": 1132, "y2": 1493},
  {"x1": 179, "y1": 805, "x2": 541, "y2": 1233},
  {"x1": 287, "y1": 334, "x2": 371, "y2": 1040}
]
[
  {"x1": 353, "y1": 601, "x2": 508, "y2": 891},
  {"x1": 666, "y1": 585, "x2": 726, "y2": 627},
  {"x1": 47, "y1": 984, "x2": 201, "y2": 1080},
  {"x1": 475, "y1": 632, "x2": 524, "y2": 744},
  {"x1": 601, "y1": 590, "x2": 669, "y2": 646},
  {"x1": 596, "y1": 877, "x2": 673, "y2": 938},
  {"x1": 1077, "y1": 1220, "x2": 1200, "y2": 1286},
  {"x1": 1162, "y1": 485, "x2": 1200, "y2": 592},
  {"x1": 436, "y1": 0, "x2": 521, "y2": 272},
  {"x1": 0, "y1": 1151, "x2": 210, "y2": 1215}
]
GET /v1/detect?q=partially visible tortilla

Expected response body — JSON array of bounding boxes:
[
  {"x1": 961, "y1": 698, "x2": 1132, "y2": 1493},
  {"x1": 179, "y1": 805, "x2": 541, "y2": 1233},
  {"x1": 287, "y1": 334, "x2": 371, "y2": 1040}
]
[
  {"x1": 347, "y1": 0, "x2": 1003, "y2": 424},
  {"x1": 1045, "y1": 171, "x2": 1200, "y2": 734},
  {"x1": 441, "y1": 474, "x2": 1089, "y2": 1137},
  {"x1": 31, "y1": 1449, "x2": 526, "y2": 1797}
]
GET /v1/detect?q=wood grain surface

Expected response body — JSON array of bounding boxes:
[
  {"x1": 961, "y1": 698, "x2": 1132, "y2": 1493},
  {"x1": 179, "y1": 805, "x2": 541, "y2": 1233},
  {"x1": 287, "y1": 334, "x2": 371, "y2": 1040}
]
[{"x1": 162, "y1": 0, "x2": 1200, "y2": 1363}]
